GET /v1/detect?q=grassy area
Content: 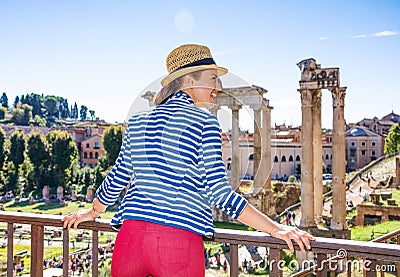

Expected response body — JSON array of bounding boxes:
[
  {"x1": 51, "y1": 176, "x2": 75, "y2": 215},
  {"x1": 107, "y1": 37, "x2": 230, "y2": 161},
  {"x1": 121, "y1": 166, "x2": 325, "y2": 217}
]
[
  {"x1": 351, "y1": 220, "x2": 400, "y2": 241},
  {"x1": 2, "y1": 199, "x2": 117, "y2": 219}
]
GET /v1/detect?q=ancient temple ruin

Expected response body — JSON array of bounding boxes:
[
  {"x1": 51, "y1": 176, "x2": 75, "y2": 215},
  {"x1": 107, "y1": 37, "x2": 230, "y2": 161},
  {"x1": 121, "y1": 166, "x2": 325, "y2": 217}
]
[{"x1": 297, "y1": 58, "x2": 349, "y2": 235}]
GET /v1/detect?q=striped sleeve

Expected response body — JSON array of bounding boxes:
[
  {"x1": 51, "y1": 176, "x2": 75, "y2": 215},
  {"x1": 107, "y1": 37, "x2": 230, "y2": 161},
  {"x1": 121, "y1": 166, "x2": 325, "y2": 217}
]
[
  {"x1": 201, "y1": 114, "x2": 248, "y2": 219},
  {"x1": 94, "y1": 127, "x2": 133, "y2": 206}
]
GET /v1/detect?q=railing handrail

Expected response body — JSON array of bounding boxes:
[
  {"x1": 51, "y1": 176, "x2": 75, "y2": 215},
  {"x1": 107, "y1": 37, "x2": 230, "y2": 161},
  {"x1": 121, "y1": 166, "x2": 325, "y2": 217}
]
[{"x1": 2, "y1": 211, "x2": 400, "y2": 262}]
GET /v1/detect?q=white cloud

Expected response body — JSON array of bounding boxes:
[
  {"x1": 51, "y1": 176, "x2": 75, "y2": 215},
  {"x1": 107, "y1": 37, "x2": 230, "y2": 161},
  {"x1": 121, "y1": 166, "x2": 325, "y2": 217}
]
[
  {"x1": 372, "y1": 30, "x2": 398, "y2": 37},
  {"x1": 353, "y1": 34, "x2": 368, "y2": 39},
  {"x1": 351, "y1": 30, "x2": 398, "y2": 39},
  {"x1": 319, "y1": 37, "x2": 329, "y2": 40}
]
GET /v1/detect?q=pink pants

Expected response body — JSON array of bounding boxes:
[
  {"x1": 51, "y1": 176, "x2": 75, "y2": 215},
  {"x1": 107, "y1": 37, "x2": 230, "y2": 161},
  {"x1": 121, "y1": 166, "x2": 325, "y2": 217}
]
[{"x1": 111, "y1": 220, "x2": 205, "y2": 277}]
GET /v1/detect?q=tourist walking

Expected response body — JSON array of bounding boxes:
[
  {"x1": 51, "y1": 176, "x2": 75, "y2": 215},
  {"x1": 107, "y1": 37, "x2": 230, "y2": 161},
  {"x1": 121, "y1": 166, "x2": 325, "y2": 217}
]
[{"x1": 63, "y1": 43, "x2": 314, "y2": 277}]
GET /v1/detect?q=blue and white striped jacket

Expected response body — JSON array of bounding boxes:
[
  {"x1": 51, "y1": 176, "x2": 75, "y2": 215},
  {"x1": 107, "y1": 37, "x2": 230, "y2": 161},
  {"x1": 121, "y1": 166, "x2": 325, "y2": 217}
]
[{"x1": 95, "y1": 91, "x2": 248, "y2": 237}]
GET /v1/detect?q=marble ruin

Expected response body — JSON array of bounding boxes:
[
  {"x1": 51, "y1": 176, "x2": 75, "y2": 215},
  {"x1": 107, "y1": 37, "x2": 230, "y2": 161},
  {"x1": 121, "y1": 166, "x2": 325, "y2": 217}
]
[{"x1": 297, "y1": 58, "x2": 348, "y2": 235}]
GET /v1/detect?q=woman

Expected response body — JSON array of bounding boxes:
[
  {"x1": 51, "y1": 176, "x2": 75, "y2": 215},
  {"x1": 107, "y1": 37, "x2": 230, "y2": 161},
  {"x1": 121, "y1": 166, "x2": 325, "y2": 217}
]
[{"x1": 62, "y1": 43, "x2": 314, "y2": 277}]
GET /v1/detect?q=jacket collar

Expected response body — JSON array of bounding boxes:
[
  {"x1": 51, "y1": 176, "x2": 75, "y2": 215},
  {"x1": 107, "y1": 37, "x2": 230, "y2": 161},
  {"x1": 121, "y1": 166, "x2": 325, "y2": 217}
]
[{"x1": 166, "y1": 90, "x2": 195, "y2": 106}]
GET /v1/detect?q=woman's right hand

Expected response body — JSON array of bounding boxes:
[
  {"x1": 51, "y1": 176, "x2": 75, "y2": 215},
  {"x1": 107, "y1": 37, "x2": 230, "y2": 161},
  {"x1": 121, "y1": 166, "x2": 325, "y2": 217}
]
[{"x1": 62, "y1": 208, "x2": 98, "y2": 230}]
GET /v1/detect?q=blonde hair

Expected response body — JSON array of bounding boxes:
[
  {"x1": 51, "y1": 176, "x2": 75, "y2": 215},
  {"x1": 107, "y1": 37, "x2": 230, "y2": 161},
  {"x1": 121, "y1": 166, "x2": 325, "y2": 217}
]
[{"x1": 153, "y1": 71, "x2": 203, "y2": 106}]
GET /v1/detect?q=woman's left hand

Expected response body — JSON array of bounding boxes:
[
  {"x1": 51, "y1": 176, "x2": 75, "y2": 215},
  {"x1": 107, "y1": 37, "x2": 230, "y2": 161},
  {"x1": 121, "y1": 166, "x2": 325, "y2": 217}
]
[
  {"x1": 269, "y1": 224, "x2": 315, "y2": 253},
  {"x1": 62, "y1": 208, "x2": 98, "y2": 230}
]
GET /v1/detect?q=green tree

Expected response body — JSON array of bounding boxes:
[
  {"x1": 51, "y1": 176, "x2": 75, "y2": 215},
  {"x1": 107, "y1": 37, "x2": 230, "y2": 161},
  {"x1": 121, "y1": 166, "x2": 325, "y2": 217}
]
[
  {"x1": 11, "y1": 108, "x2": 24, "y2": 125},
  {"x1": 44, "y1": 96, "x2": 59, "y2": 118},
  {"x1": 1, "y1": 92, "x2": 8, "y2": 108},
  {"x1": 89, "y1": 110, "x2": 95, "y2": 120},
  {"x1": 5, "y1": 161, "x2": 18, "y2": 193},
  {"x1": 13, "y1": 96, "x2": 19, "y2": 108},
  {"x1": 11, "y1": 104, "x2": 32, "y2": 125},
  {"x1": 31, "y1": 94, "x2": 42, "y2": 117},
  {"x1": 94, "y1": 166, "x2": 104, "y2": 189},
  {"x1": 0, "y1": 107, "x2": 6, "y2": 120},
  {"x1": 27, "y1": 131, "x2": 49, "y2": 191},
  {"x1": 59, "y1": 98, "x2": 70, "y2": 119},
  {"x1": 4, "y1": 130, "x2": 26, "y2": 193},
  {"x1": 73, "y1": 102, "x2": 78, "y2": 119},
  {"x1": 384, "y1": 124, "x2": 400, "y2": 155},
  {"x1": 80, "y1": 105, "x2": 88, "y2": 121},
  {"x1": 0, "y1": 127, "x2": 6, "y2": 169},
  {"x1": 102, "y1": 125, "x2": 124, "y2": 167},
  {"x1": 32, "y1": 115, "x2": 47, "y2": 127},
  {"x1": 79, "y1": 167, "x2": 94, "y2": 195},
  {"x1": 22, "y1": 104, "x2": 33, "y2": 125},
  {"x1": 46, "y1": 130, "x2": 79, "y2": 189},
  {"x1": 9, "y1": 130, "x2": 26, "y2": 168},
  {"x1": 18, "y1": 159, "x2": 34, "y2": 195}
]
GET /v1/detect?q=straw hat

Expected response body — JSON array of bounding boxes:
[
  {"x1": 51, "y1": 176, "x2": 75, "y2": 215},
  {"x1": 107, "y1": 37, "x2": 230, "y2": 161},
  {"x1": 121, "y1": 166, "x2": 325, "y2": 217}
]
[{"x1": 161, "y1": 44, "x2": 228, "y2": 87}]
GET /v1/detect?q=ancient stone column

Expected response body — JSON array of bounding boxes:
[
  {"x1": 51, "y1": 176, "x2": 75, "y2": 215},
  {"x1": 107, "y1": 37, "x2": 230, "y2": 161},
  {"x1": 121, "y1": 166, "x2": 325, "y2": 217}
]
[
  {"x1": 299, "y1": 89, "x2": 316, "y2": 228},
  {"x1": 57, "y1": 186, "x2": 64, "y2": 201},
  {"x1": 262, "y1": 104, "x2": 272, "y2": 190},
  {"x1": 231, "y1": 105, "x2": 242, "y2": 190},
  {"x1": 253, "y1": 107, "x2": 262, "y2": 190},
  {"x1": 42, "y1": 185, "x2": 50, "y2": 200},
  {"x1": 312, "y1": 90, "x2": 323, "y2": 223},
  {"x1": 330, "y1": 87, "x2": 348, "y2": 230}
]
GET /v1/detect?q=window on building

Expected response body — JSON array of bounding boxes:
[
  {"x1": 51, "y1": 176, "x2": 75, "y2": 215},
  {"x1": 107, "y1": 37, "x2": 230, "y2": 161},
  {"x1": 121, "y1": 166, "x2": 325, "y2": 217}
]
[
  {"x1": 248, "y1": 154, "x2": 254, "y2": 160},
  {"x1": 274, "y1": 156, "x2": 279, "y2": 162},
  {"x1": 371, "y1": 150, "x2": 376, "y2": 156},
  {"x1": 371, "y1": 142, "x2": 376, "y2": 147},
  {"x1": 89, "y1": 152, "x2": 93, "y2": 159},
  {"x1": 84, "y1": 152, "x2": 87, "y2": 158},
  {"x1": 325, "y1": 154, "x2": 329, "y2": 160},
  {"x1": 350, "y1": 149, "x2": 356, "y2": 157},
  {"x1": 94, "y1": 140, "x2": 100, "y2": 149},
  {"x1": 86, "y1": 143, "x2": 90, "y2": 148},
  {"x1": 361, "y1": 150, "x2": 366, "y2": 156},
  {"x1": 289, "y1": 155, "x2": 293, "y2": 162},
  {"x1": 281, "y1": 156, "x2": 286, "y2": 162},
  {"x1": 361, "y1": 142, "x2": 366, "y2": 147},
  {"x1": 351, "y1": 142, "x2": 355, "y2": 147},
  {"x1": 95, "y1": 152, "x2": 99, "y2": 159},
  {"x1": 296, "y1": 155, "x2": 300, "y2": 162},
  {"x1": 227, "y1": 163, "x2": 231, "y2": 171}
]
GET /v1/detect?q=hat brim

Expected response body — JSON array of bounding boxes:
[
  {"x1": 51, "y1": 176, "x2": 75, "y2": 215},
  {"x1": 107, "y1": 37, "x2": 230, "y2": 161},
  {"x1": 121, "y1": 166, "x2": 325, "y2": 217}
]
[{"x1": 161, "y1": 64, "x2": 228, "y2": 87}]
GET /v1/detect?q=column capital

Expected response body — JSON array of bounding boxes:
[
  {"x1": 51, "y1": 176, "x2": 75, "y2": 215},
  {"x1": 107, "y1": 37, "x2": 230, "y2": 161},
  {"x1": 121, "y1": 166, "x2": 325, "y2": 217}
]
[
  {"x1": 299, "y1": 89, "x2": 313, "y2": 107},
  {"x1": 330, "y1": 87, "x2": 346, "y2": 107}
]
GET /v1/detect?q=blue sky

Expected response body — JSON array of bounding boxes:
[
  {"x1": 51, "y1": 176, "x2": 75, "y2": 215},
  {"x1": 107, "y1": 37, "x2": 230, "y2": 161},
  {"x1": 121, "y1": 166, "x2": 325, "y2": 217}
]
[{"x1": 1, "y1": 0, "x2": 399, "y2": 131}]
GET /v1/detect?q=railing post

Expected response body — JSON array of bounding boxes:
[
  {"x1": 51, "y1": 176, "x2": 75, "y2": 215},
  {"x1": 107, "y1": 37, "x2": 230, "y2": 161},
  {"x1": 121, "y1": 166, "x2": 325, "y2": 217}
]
[
  {"x1": 316, "y1": 253, "x2": 328, "y2": 276},
  {"x1": 92, "y1": 230, "x2": 99, "y2": 277},
  {"x1": 7, "y1": 223, "x2": 13, "y2": 277},
  {"x1": 269, "y1": 248, "x2": 282, "y2": 277},
  {"x1": 229, "y1": 243, "x2": 238, "y2": 277},
  {"x1": 63, "y1": 229, "x2": 69, "y2": 277},
  {"x1": 30, "y1": 224, "x2": 44, "y2": 277}
]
